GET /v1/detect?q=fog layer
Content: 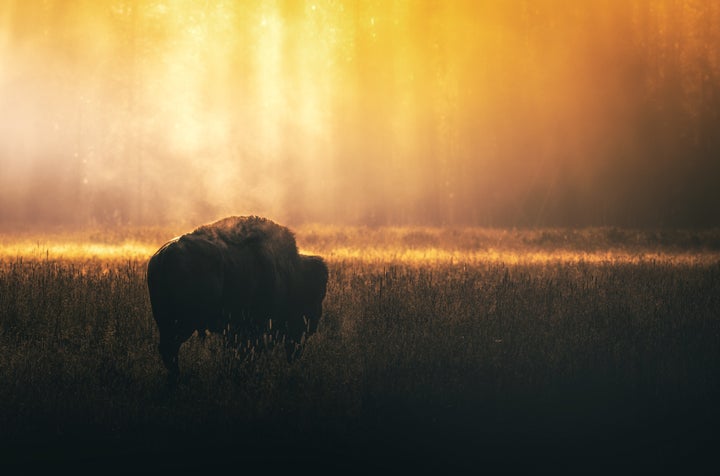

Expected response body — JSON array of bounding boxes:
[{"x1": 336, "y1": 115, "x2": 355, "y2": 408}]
[{"x1": 1, "y1": 0, "x2": 719, "y2": 229}]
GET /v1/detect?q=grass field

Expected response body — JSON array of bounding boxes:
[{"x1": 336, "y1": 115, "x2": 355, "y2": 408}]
[{"x1": 1, "y1": 226, "x2": 719, "y2": 473}]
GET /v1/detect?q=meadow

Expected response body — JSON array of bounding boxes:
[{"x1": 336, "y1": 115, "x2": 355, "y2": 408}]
[{"x1": 1, "y1": 226, "x2": 719, "y2": 473}]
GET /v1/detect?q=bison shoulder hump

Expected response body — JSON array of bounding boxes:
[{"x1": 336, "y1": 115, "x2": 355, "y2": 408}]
[{"x1": 190, "y1": 216, "x2": 299, "y2": 259}]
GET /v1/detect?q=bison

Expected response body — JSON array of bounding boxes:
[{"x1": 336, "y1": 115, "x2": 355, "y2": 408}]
[{"x1": 147, "y1": 216, "x2": 328, "y2": 381}]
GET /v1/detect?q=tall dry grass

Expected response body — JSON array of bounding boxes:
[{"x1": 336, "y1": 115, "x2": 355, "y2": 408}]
[{"x1": 0, "y1": 227, "x2": 719, "y2": 472}]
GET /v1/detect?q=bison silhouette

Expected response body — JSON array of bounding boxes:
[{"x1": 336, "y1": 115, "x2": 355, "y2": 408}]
[{"x1": 147, "y1": 216, "x2": 328, "y2": 380}]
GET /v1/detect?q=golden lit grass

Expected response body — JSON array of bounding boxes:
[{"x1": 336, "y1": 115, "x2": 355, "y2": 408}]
[
  {"x1": 1, "y1": 225, "x2": 719, "y2": 265},
  {"x1": 0, "y1": 239, "x2": 158, "y2": 261},
  {"x1": 318, "y1": 246, "x2": 720, "y2": 266}
]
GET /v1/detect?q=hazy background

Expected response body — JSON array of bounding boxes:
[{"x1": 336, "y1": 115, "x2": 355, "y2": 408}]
[{"x1": 1, "y1": 0, "x2": 719, "y2": 230}]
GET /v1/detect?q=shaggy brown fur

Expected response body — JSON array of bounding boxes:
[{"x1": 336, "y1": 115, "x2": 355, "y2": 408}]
[{"x1": 147, "y1": 216, "x2": 328, "y2": 382}]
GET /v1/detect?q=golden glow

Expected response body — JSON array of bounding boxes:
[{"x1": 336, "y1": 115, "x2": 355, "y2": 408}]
[
  {"x1": 0, "y1": 1, "x2": 718, "y2": 227},
  {"x1": 1, "y1": 241, "x2": 716, "y2": 266},
  {"x1": 2, "y1": 227, "x2": 718, "y2": 265}
]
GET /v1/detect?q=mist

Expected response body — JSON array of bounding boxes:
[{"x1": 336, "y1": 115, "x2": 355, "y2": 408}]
[{"x1": 1, "y1": 0, "x2": 719, "y2": 230}]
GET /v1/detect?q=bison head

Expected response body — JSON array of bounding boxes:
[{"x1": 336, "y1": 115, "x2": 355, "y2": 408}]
[{"x1": 298, "y1": 255, "x2": 329, "y2": 336}]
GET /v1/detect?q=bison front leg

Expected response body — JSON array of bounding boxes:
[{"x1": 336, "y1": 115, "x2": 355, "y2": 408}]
[
  {"x1": 158, "y1": 326, "x2": 193, "y2": 384},
  {"x1": 158, "y1": 334, "x2": 181, "y2": 383}
]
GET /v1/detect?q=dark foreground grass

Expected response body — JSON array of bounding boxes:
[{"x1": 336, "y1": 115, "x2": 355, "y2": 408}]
[{"x1": 1, "y1": 251, "x2": 719, "y2": 474}]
